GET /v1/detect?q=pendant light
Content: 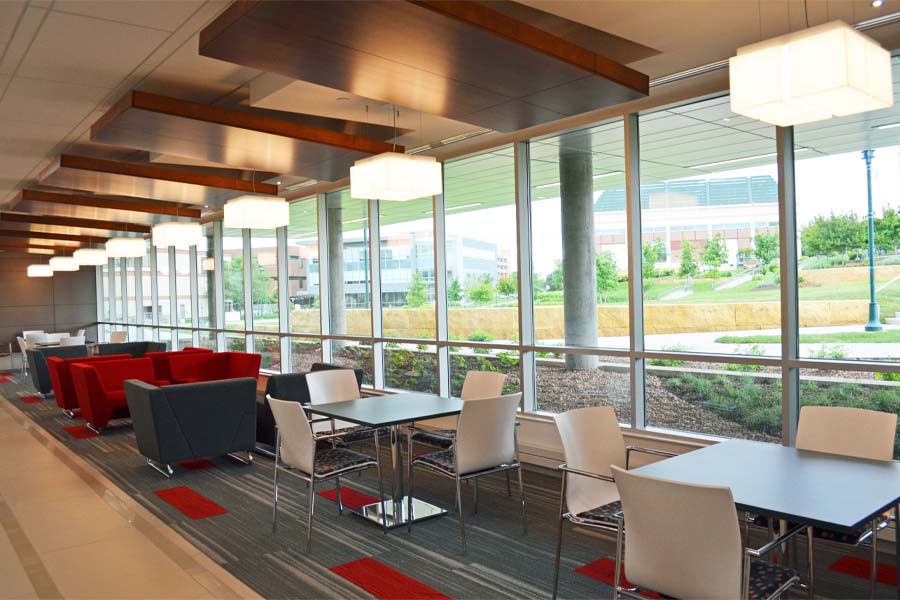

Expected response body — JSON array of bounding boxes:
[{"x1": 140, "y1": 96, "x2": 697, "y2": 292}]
[
  {"x1": 106, "y1": 237, "x2": 146, "y2": 258},
  {"x1": 224, "y1": 195, "x2": 289, "y2": 229},
  {"x1": 27, "y1": 264, "x2": 53, "y2": 277},
  {"x1": 73, "y1": 247, "x2": 108, "y2": 266},
  {"x1": 349, "y1": 106, "x2": 442, "y2": 201},
  {"x1": 729, "y1": 20, "x2": 893, "y2": 127},
  {"x1": 152, "y1": 221, "x2": 202, "y2": 247},
  {"x1": 49, "y1": 256, "x2": 79, "y2": 271}
]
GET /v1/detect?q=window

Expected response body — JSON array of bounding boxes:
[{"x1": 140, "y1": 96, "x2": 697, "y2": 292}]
[
  {"x1": 287, "y1": 198, "x2": 320, "y2": 334},
  {"x1": 256, "y1": 334, "x2": 281, "y2": 371},
  {"x1": 198, "y1": 225, "x2": 215, "y2": 329},
  {"x1": 250, "y1": 231, "x2": 279, "y2": 332},
  {"x1": 291, "y1": 338, "x2": 322, "y2": 372},
  {"x1": 325, "y1": 189, "x2": 371, "y2": 336},
  {"x1": 156, "y1": 247, "x2": 171, "y2": 327},
  {"x1": 385, "y1": 343, "x2": 438, "y2": 393},
  {"x1": 223, "y1": 228, "x2": 245, "y2": 330},
  {"x1": 174, "y1": 247, "x2": 191, "y2": 329}
]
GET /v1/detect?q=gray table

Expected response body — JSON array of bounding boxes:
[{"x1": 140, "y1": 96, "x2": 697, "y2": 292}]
[
  {"x1": 636, "y1": 439, "x2": 900, "y2": 595},
  {"x1": 304, "y1": 392, "x2": 463, "y2": 529}
]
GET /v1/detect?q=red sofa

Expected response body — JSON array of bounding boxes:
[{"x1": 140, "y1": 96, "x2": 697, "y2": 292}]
[
  {"x1": 167, "y1": 352, "x2": 262, "y2": 384},
  {"x1": 47, "y1": 353, "x2": 131, "y2": 415},
  {"x1": 145, "y1": 347, "x2": 213, "y2": 382},
  {"x1": 71, "y1": 358, "x2": 169, "y2": 433}
]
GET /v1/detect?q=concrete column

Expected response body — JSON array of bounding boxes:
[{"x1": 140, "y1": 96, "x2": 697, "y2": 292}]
[
  {"x1": 559, "y1": 132, "x2": 598, "y2": 369},
  {"x1": 326, "y1": 196, "x2": 347, "y2": 336}
]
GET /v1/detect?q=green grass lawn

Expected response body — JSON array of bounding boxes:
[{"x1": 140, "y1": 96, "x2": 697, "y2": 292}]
[{"x1": 716, "y1": 330, "x2": 900, "y2": 344}]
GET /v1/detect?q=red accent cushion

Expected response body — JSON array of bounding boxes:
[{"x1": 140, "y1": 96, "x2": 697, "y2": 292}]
[
  {"x1": 167, "y1": 352, "x2": 262, "y2": 383},
  {"x1": 317, "y1": 488, "x2": 380, "y2": 510},
  {"x1": 154, "y1": 486, "x2": 228, "y2": 519},
  {"x1": 330, "y1": 557, "x2": 450, "y2": 600},
  {"x1": 145, "y1": 348, "x2": 213, "y2": 381},
  {"x1": 48, "y1": 353, "x2": 131, "y2": 411}
]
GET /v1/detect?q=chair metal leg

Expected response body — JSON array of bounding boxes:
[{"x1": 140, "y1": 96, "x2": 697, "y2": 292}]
[
  {"x1": 335, "y1": 476, "x2": 343, "y2": 515},
  {"x1": 871, "y1": 518, "x2": 878, "y2": 599},
  {"x1": 505, "y1": 470, "x2": 512, "y2": 497},
  {"x1": 147, "y1": 458, "x2": 173, "y2": 478},
  {"x1": 455, "y1": 476, "x2": 467, "y2": 554},
  {"x1": 306, "y1": 479, "x2": 316, "y2": 552},
  {"x1": 613, "y1": 516, "x2": 624, "y2": 600},
  {"x1": 551, "y1": 473, "x2": 568, "y2": 600},
  {"x1": 407, "y1": 433, "x2": 414, "y2": 534},
  {"x1": 272, "y1": 432, "x2": 281, "y2": 533},
  {"x1": 517, "y1": 465, "x2": 527, "y2": 534},
  {"x1": 473, "y1": 478, "x2": 479, "y2": 515},
  {"x1": 374, "y1": 433, "x2": 388, "y2": 534},
  {"x1": 806, "y1": 527, "x2": 814, "y2": 600}
]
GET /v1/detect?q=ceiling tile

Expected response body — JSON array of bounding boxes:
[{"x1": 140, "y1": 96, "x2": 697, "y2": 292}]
[
  {"x1": 0, "y1": 2, "x2": 26, "y2": 54},
  {"x1": 52, "y1": 1, "x2": 203, "y2": 32},
  {"x1": 0, "y1": 77, "x2": 109, "y2": 127},
  {"x1": 0, "y1": 6, "x2": 46, "y2": 76},
  {"x1": 17, "y1": 11, "x2": 167, "y2": 88}
]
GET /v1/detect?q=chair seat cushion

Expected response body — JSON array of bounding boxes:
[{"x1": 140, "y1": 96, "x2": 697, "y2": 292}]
[
  {"x1": 314, "y1": 447, "x2": 375, "y2": 477},
  {"x1": 410, "y1": 428, "x2": 455, "y2": 448},
  {"x1": 336, "y1": 426, "x2": 390, "y2": 444},
  {"x1": 575, "y1": 500, "x2": 623, "y2": 524},
  {"x1": 412, "y1": 449, "x2": 456, "y2": 475},
  {"x1": 750, "y1": 514, "x2": 867, "y2": 545},
  {"x1": 747, "y1": 559, "x2": 798, "y2": 600}
]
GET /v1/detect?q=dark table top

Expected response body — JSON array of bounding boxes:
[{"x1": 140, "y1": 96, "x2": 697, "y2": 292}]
[
  {"x1": 634, "y1": 439, "x2": 900, "y2": 533},
  {"x1": 303, "y1": 392, "x2": 463, "y2": 427}
]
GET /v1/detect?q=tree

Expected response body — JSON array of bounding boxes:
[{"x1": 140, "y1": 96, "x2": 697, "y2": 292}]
[
  {"x1": 532, "y1": 272, "x2": 545, "y2": 293},
  {"x1": 753, "y1": 231, "x2": 780, "y2": 272},
  {"x1": 679, "y1": 241, "x2": 699, "y2": 279},
  {"x1": 701, "y1": 234, "x2": 728, "y2": 273},
  {"x1": 405, "y1": 271, "x2": 428, "y2": 308},
  {"x1": 875, "y1": 207, "x2": 900, "y2": 253},
  {"x1": 447, "y1": 278, "x2": 462, "y2": 303},
  {"x1": 497, "y1": 274, "x2": 517, "y2": 297},
  {"x1": 223, "y1": 256, "x2": 276, "y2": 311},
  {"x1": 800, "y1": 212, "x2": 866, "y2": 257},
  {"x1": 595, "y1": 251, "x2": 618, "y2": 301},
  {"x1": 545, "y1": 261, "x2": 563, "y2": 291},
  {"x1": 642, "y1": 240, "x2": 663, "y2": 279},
  {"x1": 467, "y1": 274, "x2": 495, "y2": 304}
]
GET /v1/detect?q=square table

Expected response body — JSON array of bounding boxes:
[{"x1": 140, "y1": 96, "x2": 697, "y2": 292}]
[
  {"x1": 635, "y1": 439, "x2": 900, "y2": 595},
  {"x1": 304, "y1": 392, "x2": 463, "y2": 529}
]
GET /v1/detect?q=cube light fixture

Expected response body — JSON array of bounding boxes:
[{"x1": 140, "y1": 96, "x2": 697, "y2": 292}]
[{"x1": 350, "y1": 152, "x2": 442, "y2": 201}]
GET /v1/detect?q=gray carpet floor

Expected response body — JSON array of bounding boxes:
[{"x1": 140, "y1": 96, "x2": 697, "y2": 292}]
[{"x1": 0, "y1": 373, "x2": 893, "y2": 599}]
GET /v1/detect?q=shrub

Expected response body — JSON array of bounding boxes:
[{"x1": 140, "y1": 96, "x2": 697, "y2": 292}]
[
  {"x1": 875, "y1": 372, "x2": 900, "y2": 382},
  {"x1": 467, "y1": 331, "x2": 494, "y2": 342},
  {"x1": 808, "y1": 344, "x2": 848, "y2": 360},
  {"x1": 648, "y1": 344, "x2": 691, "y2": 367}
]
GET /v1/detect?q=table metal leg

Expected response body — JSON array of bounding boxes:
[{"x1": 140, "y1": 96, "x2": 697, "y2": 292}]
[{"x1": 895, "y1": 503, "x2": 899, "y2": 599}]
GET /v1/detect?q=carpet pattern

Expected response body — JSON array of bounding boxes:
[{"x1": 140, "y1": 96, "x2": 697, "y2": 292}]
[{"x1": 0, "y1": 374, "x2": 894, "y2": 599}]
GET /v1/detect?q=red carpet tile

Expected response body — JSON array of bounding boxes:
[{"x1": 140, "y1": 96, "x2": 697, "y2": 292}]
[
  {"x1": 177, "y1": 458, "x2": 216, "y2": 471},
  {"x1": 828, "y1": 555, "x2": 898, "y2": 586},
  {"x1": 19, "y1": 395, "x2": 41, "y2": 404},
  {"x1": 154, "y1": 486, "x2": 228, "y2": 520},
  {"x1": 0, "y1": 378, "x2": 10, "y2": 383},
  {"x1": 576, "y1": 558, "x2": 663, "y2": 599},
  {"x1": 318, "y1": 487, "x2": 380, "y2": 510},
  {"x1": 0, "y1": 371, "x2": 13, "y2": 376},
  {"x1": 330, "y1": 557, "x2": 450, "y2": 600},
  {"x1": 63, "y1": 425, "x2": 98, "y2": 439}
]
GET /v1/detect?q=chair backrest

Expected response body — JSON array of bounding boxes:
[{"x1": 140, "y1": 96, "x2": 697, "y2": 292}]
[
  {"x1": 796, "y1": 405, "x2": 897, "y2": 461},
  {"x1": 267, "y1": 395, "x2": 316, "y2": 475},
  {"x1": 460, "y1": 371, "x2": 506, "y2": 400},
  {"x1": 456, "y1": 392, "x2": 522, "y2": 475},
  {"x1": 29, "y1": 333, "x2": 50, "y2": 344},
  {"x1": 554, "y1": 406, "x2": 628, "y2": 516},
  {"x1": 75, "y1": 329, "x2": 85, "y2": 337},
  {"x1": 90, "y1": 358, "x2": 157, "y2": 391},
  {"x1": 109, "y1": 331, "x2": 128, "y2": 343},
  {"x1": 16, "y1": 337, "x2": 29, "y2": 353},
  {"x1": 60, "y1": 336, "x2": 85, "y2": 346},
  {"x1": 22, "y1": 330, "x2": 44, "y2": 339},
  {"x1": 305, "y1": 368, "x2": 361, "y2": 405},
  {"x1": 611, "y1": 465, "x2": 743, "y2": 599}
]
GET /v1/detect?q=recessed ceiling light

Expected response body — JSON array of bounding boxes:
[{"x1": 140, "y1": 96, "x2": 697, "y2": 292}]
[
  {"x1": 337, "y1": 97, "x2": 350, "y2": 102},
  {"x1": 875, "y1": 122, "x2": 900, "y2": 129},
  {"x1": 276, "y1": 181, "x2": 282, "y2": 185},
  {"x1": 873, "y1": 0, "x2": 884, "y2": 7}
]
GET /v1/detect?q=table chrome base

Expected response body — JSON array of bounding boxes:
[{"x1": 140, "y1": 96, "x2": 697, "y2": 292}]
[{"x1": 353, "y1": 496, "x2": 447, "y2": 529}]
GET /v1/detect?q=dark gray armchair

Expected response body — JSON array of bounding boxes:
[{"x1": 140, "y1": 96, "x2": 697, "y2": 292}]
[
  {"x1": 98, "y1": 341, "x2": 166, "y2": 358},
  {"x1": 27, "y1": 346, "x2": 88, "y2": 395},
  {"x1": 125, "y1": 377, "x2": 257, "y2": 477}
]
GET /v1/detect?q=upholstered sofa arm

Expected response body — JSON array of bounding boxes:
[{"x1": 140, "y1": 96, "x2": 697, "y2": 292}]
[{"x1": 124, "y1": 379, "x2": 190, "y2": 464}]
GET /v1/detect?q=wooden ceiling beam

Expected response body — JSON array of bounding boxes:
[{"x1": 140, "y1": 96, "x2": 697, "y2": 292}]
[
  {"x1": 0, "y1": 241, "x2": 73, "y2": 253},
  {"x1": 0, "y1": 229, "x2": 112, "y2": 244},
  {"x1": 0, "y1": 212, "x2": 152, "y2": 234},
  {"x1": 21, "y1": 189, "x2": 201, "y2": 219}
]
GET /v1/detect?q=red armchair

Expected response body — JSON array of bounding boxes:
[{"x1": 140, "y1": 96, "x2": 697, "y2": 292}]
[
  {"x1": 145, "y1": 347, "x2": 213, "y2": 381},
  {"x1": 71, "y1": 358, "x2": 169, "y2": 433},
  {"x1": 167, "y1": 352, "x2": 262, "y2": 384},
  {"x1": 47, "y1": 353, "x2": 132, "y2": 417}
]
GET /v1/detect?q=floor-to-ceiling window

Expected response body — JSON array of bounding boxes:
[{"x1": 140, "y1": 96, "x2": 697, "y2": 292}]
[
  {"x1": 222, "y1": 227, "x2": 246, "y2": 351},
  {"x1": 155, "y1": 246, "x2": 172, "y2": 348},
  {"x1": 251, "y1": 229, "x2": 280, "y2": 369},
  {"x1": 287, "y1": 198, "x2": 322, "y2": 372},
  {"x1": 197, "y1": 224, "x2": 216, "y2": 349}
]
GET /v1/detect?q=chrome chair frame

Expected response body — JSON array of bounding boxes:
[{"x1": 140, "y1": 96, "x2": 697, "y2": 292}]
[
  {"x1": 271, "y1": 419, "x2": 388, "y2": 552},
  {"x1": 551, "y1": 445, "x2": 676, "y2": 600},
  {"x1": 613, "y1": 515, "x2": 803, "y2": 600},
  {"x1": 407, "y1": 422, "x2": 526, "y2": 554}
]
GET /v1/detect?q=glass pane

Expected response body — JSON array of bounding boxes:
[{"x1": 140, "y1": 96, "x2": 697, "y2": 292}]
[
  {"x1": 795, "y1": 59, "x2": 900, "y2": 362},
  {"x1": 800, "y1": 368, "x2": 900, "y2": 458},
  {"x1": 99, "y1": 263, "x2": 109, "y2": 322},
  {"x1": 326, "y1": 190, "x2": 371, "y2": 336},
  {"x1": 175, "y1": 329, "x2": 192, "y2": 350},
  {"x1": 449, "y1": 347, "x2": 521, "y2": 397},
  {"x1": 535, "y1": 353, "x2": 628, "y2": 419},
  {"x1": 384, "y1": 343, "x2": 438, "y2": 393},
  {"x1": 125, "y1": 258, "x2": 137, "y2": 324},
  {"x1": 288, "y1": 198, "x2": 320, "y2": 334},
  {"x1": 379, "y1": 196, "x2": 436, "y2": 338},
  {"x1": 223, "y1": 228, "x2": 245, "y2": 329},
  {"x1": 156, "y1": 248, "x2": 171, "y2": 327},
  {"x1": 140, "y1": 256, "x2": 152, "y2": 326},
  {"x1": 113, "y1": 258, "x2": 123, "y2": 322},
  {"x1": 530, "y1": 119, "x2": 628, "y2": 348},
  {"x1": 645, "y1": 358, "x2": 781, "y2": 441},
  {"x1": 444, "y1": 147, "x2": 518, "y2": 343},
  {"x1": 226, "y1": 333, "x2": 246, "y2": 352},
  {"x1": 174, "y1": 247, "x2": 191, "y2": 328},
  {"x1": 639, "y1": 96, "x2": 780, "y2": 357},
  {"x1": 251, "y1": 231, "x2": 279, "y2": 332},
  {"x1": 159, "y1": 328, "x2": 172, "y2": 349},
  {"x1": 332, "y1": 341, "x2": 373, "y2": 386},
  {"x1": 256, "y1": 334, "x2": 281, "y2": 371},
  {"x1": 198, "y1": 225, "x2": 215, "y2": 328},
  {"x1": 291, "y1": 338, "x2": 322, "y2": 372},
  {"x1": 198, "y1": 331, "x2": 217, "y2": 351}
]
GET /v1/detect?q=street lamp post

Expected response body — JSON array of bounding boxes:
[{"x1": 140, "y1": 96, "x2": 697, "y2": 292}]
[{"x1": 863, "y1": 149, "x2": 882, "y2": 332}]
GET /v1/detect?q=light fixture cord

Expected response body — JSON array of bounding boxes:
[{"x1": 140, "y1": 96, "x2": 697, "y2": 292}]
[
  {"x1": 804, "y1": 0, "x2": 810, "y2": 28},
  {"x1": 392, "y1": 105, "x2": 398, "y2": 153}
]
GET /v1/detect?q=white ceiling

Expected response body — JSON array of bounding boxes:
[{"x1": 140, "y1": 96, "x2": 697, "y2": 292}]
[{"x1": 1, "y1": 0, "x2": 900, "y2": 217}]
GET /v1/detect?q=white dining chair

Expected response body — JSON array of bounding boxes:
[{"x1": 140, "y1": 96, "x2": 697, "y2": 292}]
[
  {"x1": 16, "y1": 337, "x2": 29, "y2": 375},
  {"x1": 29, "y1": 333, "x2": 50, "y2": 344},
  {"x1": 59, "y1": 335, "x2": 85, "y2": 346},
  {"x1": 611, "y1": 465, "x2": 802, "y2": 600},
  {"x1": 550, "y1": 406, "x2": 675, "y2": 599},
  {"x1": 109, "y1": 331, "x2": 128, "y2": 343},
  {"x1": 268, "y1": 395, "x2": 387, "y2": 550},
  {"x1": 22, "y1": 330, "x2": 44, "y2": 339},
  {"x1": 75, "y1": 329, "x2": 85, "y2": 338},
  {"x1": 408, "y1": 392, "x2": 525, "y2": 553}
]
